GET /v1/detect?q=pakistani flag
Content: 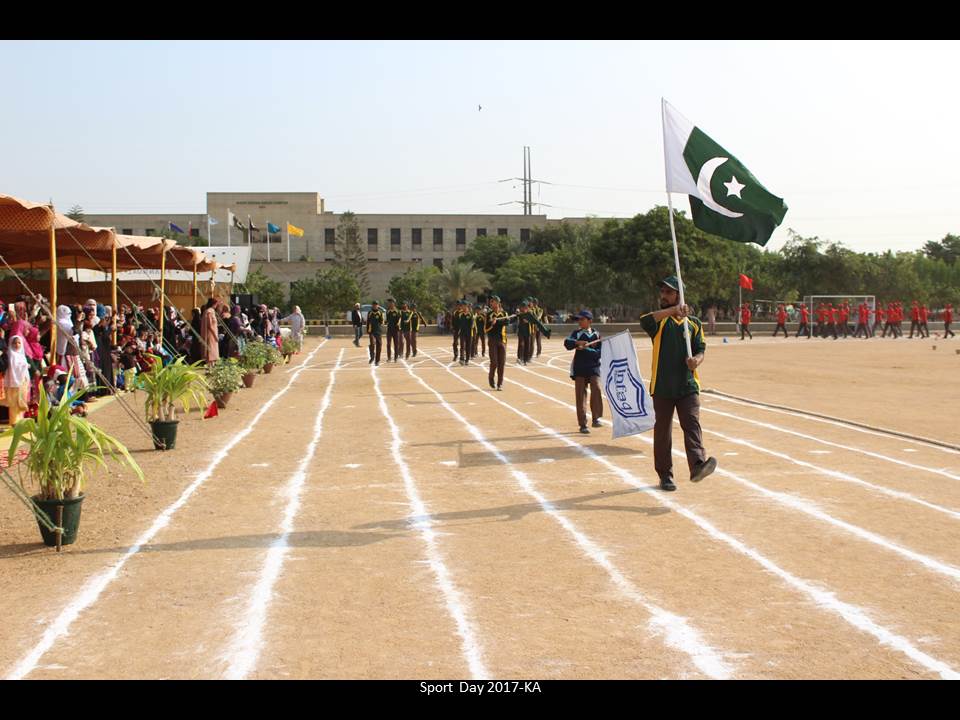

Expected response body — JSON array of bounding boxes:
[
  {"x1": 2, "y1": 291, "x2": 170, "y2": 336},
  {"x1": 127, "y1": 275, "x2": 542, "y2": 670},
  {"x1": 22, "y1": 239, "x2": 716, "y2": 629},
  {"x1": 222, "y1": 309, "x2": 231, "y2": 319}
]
[{"x1": 663, "y1": 100, "x2": 787, "y2": 246}]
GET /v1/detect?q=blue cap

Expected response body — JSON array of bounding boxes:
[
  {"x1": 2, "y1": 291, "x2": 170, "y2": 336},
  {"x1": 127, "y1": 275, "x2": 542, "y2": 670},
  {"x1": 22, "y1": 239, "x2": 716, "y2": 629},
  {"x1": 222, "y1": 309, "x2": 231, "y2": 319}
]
[{"x1": 578, "y1": 310, "x2": 593, "y2": 320}]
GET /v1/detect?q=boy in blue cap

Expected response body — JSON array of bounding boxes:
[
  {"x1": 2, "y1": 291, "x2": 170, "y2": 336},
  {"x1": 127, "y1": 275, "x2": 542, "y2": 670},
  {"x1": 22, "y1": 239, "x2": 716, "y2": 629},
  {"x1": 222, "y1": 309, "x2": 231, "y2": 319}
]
[{"x1": 564, "y1": 310, "x2": 603, "y2": 433}]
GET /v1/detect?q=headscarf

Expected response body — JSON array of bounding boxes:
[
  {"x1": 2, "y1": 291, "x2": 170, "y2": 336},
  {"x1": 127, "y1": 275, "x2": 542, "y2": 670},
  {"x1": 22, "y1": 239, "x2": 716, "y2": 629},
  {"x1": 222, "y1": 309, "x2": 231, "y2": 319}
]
[
  {"x1": 5, "y1": 335, "x2": 30, "y2": 388},
  {"x1": 24, "y1": 325, "x2": 43, "y2": 361}
]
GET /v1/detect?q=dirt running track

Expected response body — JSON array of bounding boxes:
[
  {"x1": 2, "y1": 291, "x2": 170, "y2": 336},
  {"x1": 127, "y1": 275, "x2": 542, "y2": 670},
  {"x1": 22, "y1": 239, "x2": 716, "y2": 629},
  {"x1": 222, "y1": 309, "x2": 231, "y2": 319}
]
[{"x1": 1, "y1": 332, "x2": 959, "y2": 679}]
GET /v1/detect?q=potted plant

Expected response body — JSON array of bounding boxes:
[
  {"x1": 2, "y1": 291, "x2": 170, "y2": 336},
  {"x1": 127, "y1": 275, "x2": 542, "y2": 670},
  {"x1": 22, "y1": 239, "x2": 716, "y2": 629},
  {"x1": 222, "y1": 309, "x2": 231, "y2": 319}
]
[
  {"x1": 281, "y1": 336, "x2": 301, "y2": 363},
  {"x1": 207, "y1": 358, "x2": 244, "y2": 408},
  {"x1": 2, "y1": 388, "x2": 144, "y2": 548},
  {"x1": 240, "y1": 340, "x2": 268, "y2": 387},
  {"x1": 263, "y1": 343, "x2": 283, "y2": 374},
  {"x1": 140, "y1": 357, "x2": 210, "y2": 450}
]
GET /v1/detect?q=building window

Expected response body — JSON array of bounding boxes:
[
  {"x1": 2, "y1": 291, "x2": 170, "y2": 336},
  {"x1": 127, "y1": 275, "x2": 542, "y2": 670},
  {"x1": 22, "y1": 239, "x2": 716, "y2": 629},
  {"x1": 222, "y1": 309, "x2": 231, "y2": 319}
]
[
  {"x1": 433, "y1": 258, "x2": 444, "y2": 269},
  {"x1": 497, "y1": 228, "x2": 508, "y2": 236},
  {"x1": 391, "y1": 257, "x2": 401, "y2": 262},
  {"x1": 391, "y1": 228, "x2": 401, "y2": 248},
  {"x1": 367, "y1": 228, "x2": 378, "y2": 250},
  {"x1": 145, "y1": 229, "x2": 155, "y2": 236},
  {"x1": 324, "y1": 228, "x2": 336, "y2": 250},
  {"x1": 520, "y1": 228, "x2": 531, "y2": 243},
  {"x1": 190, "y1": 228, "x2": 199, "y2": 238},
  {"x1": 412, "y1": 228, "x2": 422, "y2": 248},
  {"x1": 476, "y1": 228, "x2": 487, "y2": 237},
  {"x1": 455, "y1": 228, "x2": 466, "y2": 249},
  {"x1": 122, "y1": 228, "x2": 133, "y2": 235},
  {"x1": 433, "y1": 228, "x2": 443, "y2": 250}
]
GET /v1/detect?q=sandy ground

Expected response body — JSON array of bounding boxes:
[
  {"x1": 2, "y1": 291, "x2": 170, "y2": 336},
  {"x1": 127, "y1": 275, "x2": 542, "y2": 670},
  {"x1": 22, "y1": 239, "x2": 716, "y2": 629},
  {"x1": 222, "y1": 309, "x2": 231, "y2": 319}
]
[{"x1": 1, "y1": 331, "x2": 959, "y2": 679}]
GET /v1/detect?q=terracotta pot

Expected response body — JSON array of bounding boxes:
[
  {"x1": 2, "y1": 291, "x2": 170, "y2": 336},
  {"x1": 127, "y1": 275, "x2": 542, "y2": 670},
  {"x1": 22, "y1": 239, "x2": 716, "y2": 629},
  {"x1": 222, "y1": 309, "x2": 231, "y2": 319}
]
[
  {"x1": 263, "y1": 363, "x2": 274, "y2": 374},
  {"x1": 241, "y1": 372, "x2": 256, "y2": 388},
  {"x1": 215, "y1": 392, "x2": 233, "y2": 408}
]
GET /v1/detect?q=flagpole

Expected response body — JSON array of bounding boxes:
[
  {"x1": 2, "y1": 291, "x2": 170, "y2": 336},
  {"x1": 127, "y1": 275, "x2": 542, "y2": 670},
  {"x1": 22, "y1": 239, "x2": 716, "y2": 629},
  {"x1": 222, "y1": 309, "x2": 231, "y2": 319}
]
[
  {"x1": 267, "y1": 220, "x2": 271, "y2": 263},
  {"x1": 227, "y1": 209, "x2": 232, "y2": 247},
  {"x1": 661, "y1": 98, "x2": 693, "y2": 359},
  {"x1": 286, "y1": 223, "x2": 290, "y2": 263}
]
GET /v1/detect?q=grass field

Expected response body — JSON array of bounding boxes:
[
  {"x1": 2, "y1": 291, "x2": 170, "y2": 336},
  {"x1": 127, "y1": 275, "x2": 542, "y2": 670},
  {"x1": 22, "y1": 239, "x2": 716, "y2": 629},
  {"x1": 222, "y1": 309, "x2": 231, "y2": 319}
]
[{"x1": 1, "y1": 331, "x2": 959, "y2": 679}]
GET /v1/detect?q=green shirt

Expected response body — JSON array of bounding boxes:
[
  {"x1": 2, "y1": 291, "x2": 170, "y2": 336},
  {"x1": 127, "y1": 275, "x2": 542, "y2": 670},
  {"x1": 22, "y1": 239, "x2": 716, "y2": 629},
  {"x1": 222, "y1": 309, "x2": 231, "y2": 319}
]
[
  {"x1": 367, "y1": 309, "x2": 386, "y2": 336},
  {"x1": 640, "y1": 314, "x2": 706, "y2": 398}
]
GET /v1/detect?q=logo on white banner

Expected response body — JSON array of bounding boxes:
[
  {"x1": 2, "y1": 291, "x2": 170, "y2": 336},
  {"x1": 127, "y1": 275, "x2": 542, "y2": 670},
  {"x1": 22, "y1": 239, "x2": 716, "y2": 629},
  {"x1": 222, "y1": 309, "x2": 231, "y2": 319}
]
[
  {"x1": 599, "y1": 331, "x2": 655, "y2": 438},
  {"x1": 605, "y1": 359, "x2": 649, "y2": 419}
]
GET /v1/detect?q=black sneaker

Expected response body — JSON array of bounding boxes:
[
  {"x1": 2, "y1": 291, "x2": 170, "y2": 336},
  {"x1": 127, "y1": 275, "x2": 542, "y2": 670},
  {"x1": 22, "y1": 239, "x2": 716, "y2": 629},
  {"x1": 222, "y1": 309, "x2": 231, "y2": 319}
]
[
  {"x1": 579, "y1": 426, "x2": 590, "y2": 434},
  {"x1": 368, "y1": 357, "x2": 374, "y2": 364},
  {"x1": 659, "y1": 476, "x2": 677, "y2": 492},
  {"x1": 690, "y1": 457, "x2": 717, "y2": 483},
  {"x1": 489, "y1": 380, "x2": 496, "y2": 389},
  {"x1": 592, "y1": 419, "x2": 602, "y2": 428},
  {"x1": 496, "y1": 385, "x2": 503, "y2": 391}
]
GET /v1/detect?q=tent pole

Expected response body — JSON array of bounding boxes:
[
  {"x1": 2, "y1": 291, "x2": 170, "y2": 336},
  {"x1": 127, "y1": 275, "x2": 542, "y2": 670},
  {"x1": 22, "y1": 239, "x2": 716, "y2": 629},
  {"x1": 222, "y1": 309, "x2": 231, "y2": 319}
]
[
  {"x1": 111, "y1": 245, "x2": 118, "y2": 345},
  {"x1": 193, "y1": 262, "x2": 198, "y2": 309},
  {"x1": 49, "y1": 218, "x2": 57, "y2": 365},
  {"x1": 159, "y1": 247, "x2": 167, "y2": 340}
]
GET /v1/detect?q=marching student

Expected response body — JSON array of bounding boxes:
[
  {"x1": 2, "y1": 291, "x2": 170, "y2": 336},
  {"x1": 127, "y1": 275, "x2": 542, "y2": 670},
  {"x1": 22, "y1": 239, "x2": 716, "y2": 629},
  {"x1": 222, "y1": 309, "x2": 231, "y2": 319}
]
[
  {"x1": 873, "y1": 302, "x2": 885, "y2": 338},
  {"x1": 739, "y1": 302, "x2": 753, "y2": 340},
  {"x1": 909, "y1": 301, "x2": 922, "y2": 338},
  {"x1": 400, "y1": 301, "x2": 413, "y2": 359},
  {"x1": 773, "y1": 303, "x2": 788, "y2": 338},
  {"x1": 838, "y1": 303, "x2": 850, "y2": 338},
  {"x1": 531, "y1": 297, "x2": 545, "y2": 357},
  {"x1": 920, "y1": 303, "x2": 930, "y2": 338},
  {"x1": 484, "y1": 296, "x2": 510, "y2": 390},
  {"x1": 471, "y1": 303, "x2": 487, "y2": 359},
  {"x1": 640, "y1": 276, "x2": 717, "y2": 492},
  {"x1": 408, "y1": 302, "x2": 425, "y2": 358},
  {"x1": 366, "y1": 300, "x2": 385, "y2": 366},
  {"x1": 385, "y1": 299, "x2": 402, "y2": 361},
  {"x1": 796, "y1": 303, "x2": 811, "y2": 338},
  {"x1": 455, "y1": 300, "x2": 475, "y2": 366},
  {"x1": 814, "y1": 302, "x2": 826, "y2": 338},
  {"x1": 564, "y1": 310, "x2": 603, "y2": 434},
  {"x1": 825, "y1": 304, "x2": 839, "y2": 340},
  {"x1": 516, "y1": 298, "x2": 551, "y2": 364},
  {"x1": 853, "y1": 302, "x2": 870, "y2": 338},
  {"x1": 943, "y1": 303, "x2": 955, "y2": 338}
]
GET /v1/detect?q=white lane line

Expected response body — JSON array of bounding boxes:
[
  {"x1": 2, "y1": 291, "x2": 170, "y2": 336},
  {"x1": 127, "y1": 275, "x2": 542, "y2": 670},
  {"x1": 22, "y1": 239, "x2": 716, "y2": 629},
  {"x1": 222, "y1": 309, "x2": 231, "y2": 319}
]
[
  {"x1": 6, "y1": 339, "x2": 329, "y2": 681},
  {"x1": 809, "y1": 450, "x2": 832, "y2": 455},
  {"x1": 514, "y1": 363, "x2": 960, "y2": 581},
  {"x1": 703, "y1": 394, "x2": 960, "y2": 457},
  {"x1": 704, "y1": 406, "x2": 960, "y2": 480},
  {"x1": 222, "y1": 349, "x2": 344, "y2": 679},
  {"x1": 406, "y1": 358, "x2": 733, "y2": 679},
  {"x1": 344, "y1": 463, "x2": 362, "y2": 469},
  {"x1": 417, "y1": 355, "x2": 958, "y2": 679},
  {"x1": 370, "y1": 363, "x2": 488, "y2": 679}
]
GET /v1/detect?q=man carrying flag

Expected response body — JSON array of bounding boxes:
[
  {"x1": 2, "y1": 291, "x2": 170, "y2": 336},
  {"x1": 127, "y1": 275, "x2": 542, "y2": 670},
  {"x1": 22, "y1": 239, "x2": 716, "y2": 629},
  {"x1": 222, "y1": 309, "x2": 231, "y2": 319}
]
[
  {"x1": 641, "y1": 276, "x2": 717, "y2": 492},
  {"x1": 657, "y1": 99, "x2": 785, "y2": 491}
]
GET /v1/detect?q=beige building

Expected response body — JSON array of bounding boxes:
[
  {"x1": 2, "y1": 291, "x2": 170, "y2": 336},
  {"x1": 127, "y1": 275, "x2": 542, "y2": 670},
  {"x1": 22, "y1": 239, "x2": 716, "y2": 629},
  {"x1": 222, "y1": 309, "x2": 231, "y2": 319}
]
[{"x1": 85, "y1": 192, "x2": 602, "y2": 299}]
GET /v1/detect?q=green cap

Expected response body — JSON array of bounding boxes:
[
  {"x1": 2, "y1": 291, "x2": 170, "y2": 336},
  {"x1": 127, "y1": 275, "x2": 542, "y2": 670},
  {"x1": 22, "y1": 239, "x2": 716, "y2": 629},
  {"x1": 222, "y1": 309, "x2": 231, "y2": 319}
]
[
  {"x1": 371, "y1": 300, "x2": 380, "y2": 305},
  {"x1": 489, "y1": 295, "x2": 501, "y2": 302},
  {"x1": 657, "y1": 275, "x2": 680, "y2": 292}
]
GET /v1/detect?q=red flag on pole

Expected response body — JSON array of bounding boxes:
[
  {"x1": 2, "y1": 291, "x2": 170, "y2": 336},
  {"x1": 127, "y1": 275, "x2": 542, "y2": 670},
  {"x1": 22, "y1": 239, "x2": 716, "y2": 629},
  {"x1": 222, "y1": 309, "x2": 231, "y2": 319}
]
[
  {"x1": 738, "y1": 273, "x2": 754, "y2": 290},
  {"x1": 203, "y1": 400, "x2": 219, "y2": 419}
]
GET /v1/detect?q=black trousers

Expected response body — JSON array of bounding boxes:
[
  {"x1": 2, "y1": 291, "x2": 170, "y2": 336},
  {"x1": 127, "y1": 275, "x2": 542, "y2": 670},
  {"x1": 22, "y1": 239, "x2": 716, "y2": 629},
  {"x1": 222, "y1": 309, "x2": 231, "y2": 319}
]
[
  {"x1": 368, "y1": 333, "x2": 382, "y2": 363},
  {"x1": 457, "y1": 330, "x2": 472, "y2": 363},
  {"x1": 740, "y1": 324, "x2": 752, "y2": 339},
  {"x1": 402, "y1": 330, "x2": 413, "y2": 358},
  {"x1": 910, "y1": 320, "x2": 921, "y2": 338},
  {"x1": 387, "y1": 327, "x2": 402, "y2": 359},
  {"x1": 796, "y1": 321, "x2": 810, "y2": 338},
  {"x1": 945, "y1": 322, "x2": 955, "y2": 338},
  {"x1": 773, "y1": 322, "x2": 788, "y2": 337},
  {"x1": 854, "y1": 322, "x2": 868, "y2": 338},
  {"x1": 653, "y1": 393, "x2": 707, "y2": 480},
  {"x1": 488, "y1": 339, "x2": 505, "y2": 387}
]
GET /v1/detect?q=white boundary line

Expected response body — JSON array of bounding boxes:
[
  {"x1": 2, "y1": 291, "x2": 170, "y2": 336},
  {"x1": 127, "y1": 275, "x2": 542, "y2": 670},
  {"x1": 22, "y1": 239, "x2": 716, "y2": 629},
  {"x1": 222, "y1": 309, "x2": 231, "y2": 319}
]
[
  {"x1": 5, "y1": 340, "x2": 329, "y2": 681},
  {"x1": 700, "y1": 406, "x2": 960, "y2": 481},
  {"x1": 417, "y1": 351, "x2": 959, "y2": 679},
  {"x1": 511, "y1": 362, "x2": 960, "y2": 585},
  {"x1": 703, "y1": 393, "x2": 960, "y2": 456},
  {"x1": 221, "y1": 348, "x2": 344, "y2": 679},
  {"x1": 402, "y1": 359, "x2": 733, "y2": 679},
  {"x1": 370, "y1": 363, "x2": 489, "y2": 679}
]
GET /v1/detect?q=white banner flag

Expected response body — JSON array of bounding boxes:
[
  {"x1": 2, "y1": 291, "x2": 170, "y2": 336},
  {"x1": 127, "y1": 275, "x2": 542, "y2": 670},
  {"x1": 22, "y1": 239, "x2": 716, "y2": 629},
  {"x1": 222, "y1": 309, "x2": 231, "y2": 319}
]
[{"x1": 599, "y1": 331, "x2": 655, "y2": 439}]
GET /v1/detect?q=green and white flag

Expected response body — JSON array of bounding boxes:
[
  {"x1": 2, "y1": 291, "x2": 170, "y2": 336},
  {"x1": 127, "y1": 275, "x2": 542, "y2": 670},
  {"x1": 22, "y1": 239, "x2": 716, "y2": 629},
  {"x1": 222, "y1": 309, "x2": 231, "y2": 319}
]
[{"x1": 662, "y1": 99, "x2": 787, "y2": 246}]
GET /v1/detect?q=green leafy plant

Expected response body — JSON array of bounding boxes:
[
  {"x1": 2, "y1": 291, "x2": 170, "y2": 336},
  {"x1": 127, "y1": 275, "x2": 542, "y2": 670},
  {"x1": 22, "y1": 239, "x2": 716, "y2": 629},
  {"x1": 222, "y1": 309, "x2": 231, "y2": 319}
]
[
  {"x1": 140, "y1": 358, "x2": 210, "y2": 423},
  {"x1": 264, "y1": 343, "x2": 283, "y2": 366},
  {"x1": 281, "y1": 336, "x2": 301, "y2": 355},
  {"x1": 3, "y1": 389, "x2": 144, "y2": 501},
  {"x1": 240, "y1": 340, "x2": 270, "y2": 372},
  {"x1": 206, "y1": 358, "x2": 244, "y2": 396}
]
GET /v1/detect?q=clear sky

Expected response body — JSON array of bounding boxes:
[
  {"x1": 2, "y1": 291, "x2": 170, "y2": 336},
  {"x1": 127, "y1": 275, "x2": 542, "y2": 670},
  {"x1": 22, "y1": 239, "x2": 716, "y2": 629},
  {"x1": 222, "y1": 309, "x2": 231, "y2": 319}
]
[{"x1": 2, "y1": 40, "x2": 958, "y2": 253}]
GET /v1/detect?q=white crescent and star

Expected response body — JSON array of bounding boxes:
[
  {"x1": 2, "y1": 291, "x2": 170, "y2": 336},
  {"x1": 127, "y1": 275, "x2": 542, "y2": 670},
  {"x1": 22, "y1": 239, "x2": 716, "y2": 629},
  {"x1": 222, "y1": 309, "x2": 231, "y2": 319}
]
[{"x1": 695, "y1": 157, "x2": 744, "y2": 218}]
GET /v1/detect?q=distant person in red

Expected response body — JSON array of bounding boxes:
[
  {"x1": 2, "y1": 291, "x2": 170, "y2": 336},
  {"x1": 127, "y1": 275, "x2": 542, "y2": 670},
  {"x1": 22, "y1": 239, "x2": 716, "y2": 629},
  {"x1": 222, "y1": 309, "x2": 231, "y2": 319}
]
[
  {"x1": 873, "y1": 303, "x2": 885, "y2": 337},
  {"x1": 739, "y1": 303, "x2": 752, "y2": 340},
  {"x1": 944, "y1": 303, "x2": 955, "y2": 338},
  {"x1": 853, "y1": 303, "x2": 870, "y2": 338},
  {"x1": 884, "y1": 301, "x2": 898, "y2": 338},
  {"x1": 909, "y1": 301, "x2": 922, "y2": 338},
  {"x1": 773, "y1": 303, "x2": 788, "y2": 338},
  {"x1": 920, "y1": 304, "x2": 930, "y2": 338},
  {"x1": 796, "y1": 303, "x2": 811, "y2": 338},
  {"x1": 825, "y1": 304, "x2": 839, "y2": 340},
  {"x1": 838, "y1": 303, "x2": 850, "y2": 338},
  {"x1": 815, "y1": 303, "x2": 826, "y2": 338}
]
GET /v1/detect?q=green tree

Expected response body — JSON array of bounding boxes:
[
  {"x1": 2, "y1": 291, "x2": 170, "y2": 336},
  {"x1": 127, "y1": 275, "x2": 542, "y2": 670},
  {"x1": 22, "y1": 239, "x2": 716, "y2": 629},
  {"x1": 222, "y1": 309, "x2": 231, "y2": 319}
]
[
  {"x1": 387, "y1": 266, "x2": 445, "y2": 317},
  {"x1": 492, "y1": 254, "x2": 552, "y2": 307},
  {"x1": 65, "y1": 205, "x2": 85, "y2": 223},
  {"x1": 923, "y1": 234, "x2": 960, "y2": 265},
  {"x1": 290, "y1": 266, "x2": 360, "y2": 336},
  {"x1": 333, "y1": 211, "x2": 369, "y2": 296},
  {"x1": 461, "y1": 234, "x2": 522, "y2": 275},
  {"x1": 524, "y1": 223, "x2": 577, "y2": 254},
  {"x1": 433, "y1": 261, "x2": 491, "y2": 303},
  {"x1": 234, "y1": 267, "x2": 285, "y2": 310}
]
